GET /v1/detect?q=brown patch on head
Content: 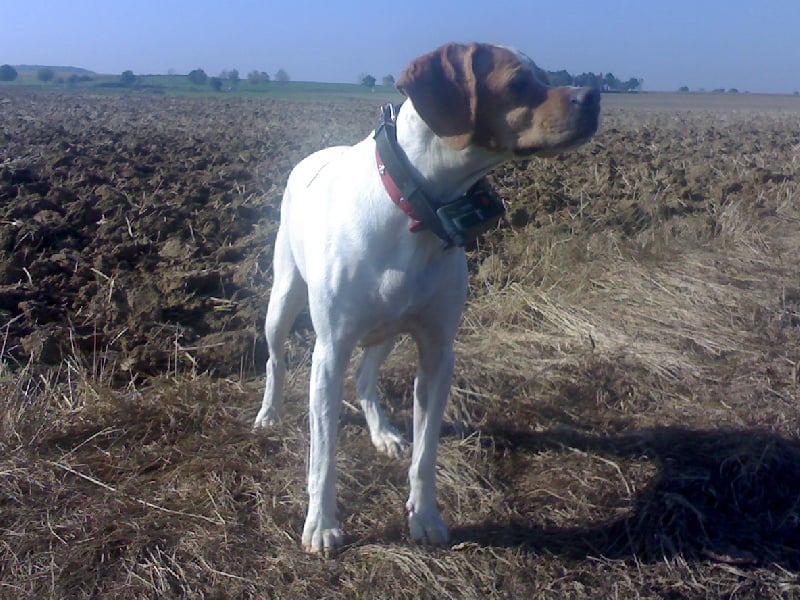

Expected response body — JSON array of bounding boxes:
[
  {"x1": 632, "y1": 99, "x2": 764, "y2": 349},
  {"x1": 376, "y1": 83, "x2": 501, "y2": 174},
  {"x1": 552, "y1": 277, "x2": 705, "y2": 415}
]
[
  {"x1": 469, "y1": 45, "x2": 549, "y2": 152},
  {"x1": 398, "y1": 43, "x2": 600, "y2": 157},
  {"x1": 396, "y1": 43, "x2": 478, "y2": 150}
]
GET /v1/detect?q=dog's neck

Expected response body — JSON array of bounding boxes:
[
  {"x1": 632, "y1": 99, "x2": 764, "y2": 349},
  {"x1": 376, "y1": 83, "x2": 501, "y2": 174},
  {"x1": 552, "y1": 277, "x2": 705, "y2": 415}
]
[{"x1": 394, "y1": 100, "x2": 507, "y2": 203}]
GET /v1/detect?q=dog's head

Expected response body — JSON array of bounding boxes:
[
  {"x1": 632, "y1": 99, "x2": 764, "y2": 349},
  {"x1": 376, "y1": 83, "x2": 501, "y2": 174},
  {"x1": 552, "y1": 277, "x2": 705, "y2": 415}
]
[{"x1": 397, "y1": 42, "x2": 600, "y2": 157}]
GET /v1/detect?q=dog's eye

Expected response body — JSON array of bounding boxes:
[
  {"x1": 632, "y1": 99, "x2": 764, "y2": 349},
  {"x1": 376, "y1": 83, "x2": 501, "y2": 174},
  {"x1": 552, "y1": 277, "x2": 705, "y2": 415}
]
[{"x1": 508, "y1": 75, "x2": 531, "y2": 96}]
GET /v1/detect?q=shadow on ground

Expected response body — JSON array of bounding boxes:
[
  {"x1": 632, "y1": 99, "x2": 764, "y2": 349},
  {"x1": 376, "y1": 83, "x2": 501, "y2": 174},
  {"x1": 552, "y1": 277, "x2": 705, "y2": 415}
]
[{"x1": 454, "y1": 425, "x2": 800, "y2": 568}]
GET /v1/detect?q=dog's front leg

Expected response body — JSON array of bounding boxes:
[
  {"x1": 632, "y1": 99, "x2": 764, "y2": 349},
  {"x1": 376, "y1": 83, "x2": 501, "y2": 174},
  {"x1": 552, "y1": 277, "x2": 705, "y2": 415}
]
[
  {"x1": 406, "y1": 341, "x2": 454, "y2": 546},
  {"x1": 302, "y1": 338, "x2": 349, "y2": 556}
]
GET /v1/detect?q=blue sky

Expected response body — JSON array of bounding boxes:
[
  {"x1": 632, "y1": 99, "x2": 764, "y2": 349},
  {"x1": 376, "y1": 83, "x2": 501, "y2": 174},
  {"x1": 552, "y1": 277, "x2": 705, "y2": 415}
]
[{"x1": 2, "y1": 0, "x2": 798, "y2": 93}]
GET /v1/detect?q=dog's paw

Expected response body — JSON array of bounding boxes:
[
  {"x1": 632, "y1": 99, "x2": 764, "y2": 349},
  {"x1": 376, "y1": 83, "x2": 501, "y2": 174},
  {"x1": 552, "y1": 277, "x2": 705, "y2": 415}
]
[
  {"x1": 407, "y1": 504, "x2": 449, "y2": 546},
  {"x1": 371, "y1": 426, "x2": 410, "y2": 459},
  {"x1": 253, "y1": 406, "x2": 282, "y2": 429},
  {"x1": 302, "y1": 515, "x2": 343, "y2": 557}
]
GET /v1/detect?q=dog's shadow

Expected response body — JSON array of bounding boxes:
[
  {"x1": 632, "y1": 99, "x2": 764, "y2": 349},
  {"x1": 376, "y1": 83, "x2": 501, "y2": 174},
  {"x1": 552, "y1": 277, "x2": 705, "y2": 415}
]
[{"x1": 451, "y1": 425, "x2": 800, "y2": 567}]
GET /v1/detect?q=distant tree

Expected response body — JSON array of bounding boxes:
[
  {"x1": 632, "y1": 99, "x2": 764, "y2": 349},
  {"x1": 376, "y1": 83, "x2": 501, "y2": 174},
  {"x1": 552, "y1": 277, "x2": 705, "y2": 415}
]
[
  {"x1": 382, "y1": 74, "x2": 395, "y2": 87},
  {"x1": 37, "y1": 67, "x2": 55, "y2": 82},
  {"x1": 248, "y1": 70, "x2": 270, "y2": 84},
  {"x1": 546, "y1": 69, "x2": 573, "y2": 86},
  {"x1": 120, "y1": 70, "x2": 136, "y2": 86},
  {"x1": 274, "y1": 68, "x2": 290, "y2": 83},
  {"x1": 712, "y1": 88, "x2": 725, "y2": 94},
  {"x1": 187, "y1": 68, "x2": 208, "y2": 85},
  {"x1": 727, "y1": 88, "x2": 739, "y2": 94},
  {"x1": 209, "y1": 77, "x2": 223, "y2": 91},
  {"x1": 574, "y1": 72, "x2": 602, "y2": 89},
  {"x1": 0, "y1": 64, "x2": 18, "y2": 81},
  {"x1": 622, "y1": 77, "x2": 642, "y2": 92},
  {"x1": 361, "y1": 74, "x2": 376, "y2": 89},
  {"x1": 678, "y1": 85, "x2": 690, "y2": 93},
  {"x1": 222, "y1": 69, "x2": 240, "y2": 88},
  {"x1": 568, "y1": 71, "x2": 641, "y2": 92},
  {"x1": 795, "y1": 91, "x2": 799, "y2": 96}
]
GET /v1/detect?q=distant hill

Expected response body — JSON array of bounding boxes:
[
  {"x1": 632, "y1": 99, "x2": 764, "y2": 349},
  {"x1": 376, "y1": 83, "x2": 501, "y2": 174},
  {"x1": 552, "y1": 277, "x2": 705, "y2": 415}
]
[{"x1": 13, "y1": 65, "x2": 95, "y2": 75}]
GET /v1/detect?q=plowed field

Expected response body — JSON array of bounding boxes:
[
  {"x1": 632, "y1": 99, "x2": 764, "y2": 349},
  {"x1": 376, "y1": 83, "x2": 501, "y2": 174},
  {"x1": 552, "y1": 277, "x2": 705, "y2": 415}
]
[{"x1": 2, "y1": 90, "x2": 800, "y2": 598}]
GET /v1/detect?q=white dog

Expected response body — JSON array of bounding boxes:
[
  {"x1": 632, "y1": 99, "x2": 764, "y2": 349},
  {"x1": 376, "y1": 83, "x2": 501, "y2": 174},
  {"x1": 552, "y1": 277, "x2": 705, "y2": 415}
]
[{"x1": 254, "y1": 42, "x2": 600, "y2": 555}]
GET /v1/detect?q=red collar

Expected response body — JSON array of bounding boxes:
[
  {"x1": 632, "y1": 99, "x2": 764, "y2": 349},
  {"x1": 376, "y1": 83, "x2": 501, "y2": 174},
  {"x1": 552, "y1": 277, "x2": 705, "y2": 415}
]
[{"x1": 375, "y1": 145, "x2": 426, "y2": 232}]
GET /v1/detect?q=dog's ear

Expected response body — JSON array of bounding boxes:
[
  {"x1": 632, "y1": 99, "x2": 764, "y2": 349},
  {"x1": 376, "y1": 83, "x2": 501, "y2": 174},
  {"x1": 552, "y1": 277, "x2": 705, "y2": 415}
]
[{"x1": 397, "y1": 43, "x2": 478, "y2": 151}]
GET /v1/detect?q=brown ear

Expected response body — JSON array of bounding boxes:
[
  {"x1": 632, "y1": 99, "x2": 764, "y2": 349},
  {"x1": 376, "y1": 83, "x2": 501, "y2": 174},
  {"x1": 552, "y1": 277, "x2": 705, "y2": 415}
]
[{"x1": 396, "y1": 43, "x2": 478, "y2": 151}]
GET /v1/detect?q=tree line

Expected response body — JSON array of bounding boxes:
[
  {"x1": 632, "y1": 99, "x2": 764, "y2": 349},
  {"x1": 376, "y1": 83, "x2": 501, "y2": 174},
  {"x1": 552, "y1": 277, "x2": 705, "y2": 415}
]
[
  {"x1": 0, "y1": 63, "x2": 642, "y2": 92},
  {"x1": 0, "y1": 64, "x2": 292, "y2": 90},
  {"x1": 359, "y1": 70, "x2": 642, "y2": 92},
  {"x1": 114, "y1": 68, "x2": 291, "y2": 91},
  {"x1": 546, "y1": 70, "x2": 642, "y2": 92},
  {"x1": 0, "y1": 65, "x2": 94, "y2": 84},
  {"x1": 184, "y1": 68, "x2": 291, "y2": 91},
  {"x1": 18, "y1": 64, "x2": 795, "y2": 96}
]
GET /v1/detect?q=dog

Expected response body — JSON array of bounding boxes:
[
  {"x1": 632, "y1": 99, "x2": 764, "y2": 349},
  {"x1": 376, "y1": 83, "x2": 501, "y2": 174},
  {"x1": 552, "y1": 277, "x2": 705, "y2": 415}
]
[{"x1": 254, "y1": 42, "x2": 600, "y2": 555}]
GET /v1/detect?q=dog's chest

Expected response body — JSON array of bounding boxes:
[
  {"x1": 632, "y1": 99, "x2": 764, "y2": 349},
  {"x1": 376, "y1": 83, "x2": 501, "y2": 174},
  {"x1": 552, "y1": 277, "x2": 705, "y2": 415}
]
[
  {"x1": 375, "y1": 264, "x2": 443, "y2": 311},
  {"x1": 356, "y1": 252, "x2": 466, "y2": 346}
]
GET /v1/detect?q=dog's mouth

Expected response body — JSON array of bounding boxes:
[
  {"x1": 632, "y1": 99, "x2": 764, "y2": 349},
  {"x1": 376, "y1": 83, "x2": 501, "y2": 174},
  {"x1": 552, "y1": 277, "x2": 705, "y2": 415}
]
[
  {"x1": 513, "y1": 145, "x2": 541, "y2": 158},
  {"x1": 514, "y1": 115, "x2": 600, "y2": 158},
  {"x1": 514, "y1": 135, "x2": 594, "y2": 158}
]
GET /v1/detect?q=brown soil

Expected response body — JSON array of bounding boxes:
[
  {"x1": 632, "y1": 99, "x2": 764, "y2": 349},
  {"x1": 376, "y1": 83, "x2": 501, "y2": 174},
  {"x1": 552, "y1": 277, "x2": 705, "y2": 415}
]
[
  {"x1": 2, "y1": 89, "x2": 800, "y2": 598},
  {"x1": 1, "y1": 92, "x2": 375, "y2": 379}
]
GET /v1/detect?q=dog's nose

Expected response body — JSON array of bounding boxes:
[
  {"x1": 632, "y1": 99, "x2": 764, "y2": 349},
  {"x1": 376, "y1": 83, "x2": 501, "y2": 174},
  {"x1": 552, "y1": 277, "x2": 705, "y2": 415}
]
[{"x1": 571, "y1": 87, "x2": 601, "y2": 110}]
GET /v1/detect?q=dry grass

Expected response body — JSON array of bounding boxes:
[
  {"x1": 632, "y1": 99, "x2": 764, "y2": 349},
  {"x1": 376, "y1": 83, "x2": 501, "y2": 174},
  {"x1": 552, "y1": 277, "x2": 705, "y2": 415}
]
[{"x1": 2, "y1": 93, "x2": 800, "y2": 598}]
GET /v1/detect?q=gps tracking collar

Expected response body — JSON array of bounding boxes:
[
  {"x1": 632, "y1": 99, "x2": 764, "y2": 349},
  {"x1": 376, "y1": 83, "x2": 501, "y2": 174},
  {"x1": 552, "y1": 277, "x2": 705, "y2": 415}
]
[{"x1": 373, "y1": 104, "x2": 505, "y2": 248}]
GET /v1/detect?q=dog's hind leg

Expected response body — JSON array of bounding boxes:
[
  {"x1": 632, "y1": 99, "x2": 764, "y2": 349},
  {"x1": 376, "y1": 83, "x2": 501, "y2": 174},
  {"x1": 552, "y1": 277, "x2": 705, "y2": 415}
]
[
  {"x1": 254, "y1": 225, "x2": 307, "y2": 428},
  {"x1": 356, "y1": 338, "x2": 409, "y2": 458}
]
